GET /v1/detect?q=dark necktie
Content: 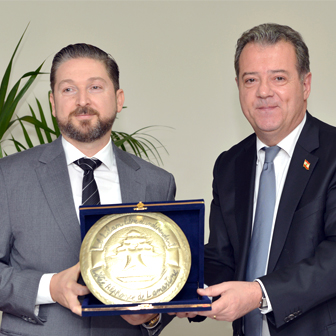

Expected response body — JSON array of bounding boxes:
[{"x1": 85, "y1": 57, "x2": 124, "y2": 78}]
[
  {"x1": 74, "y1": 158, "x2": 102, "y2": 205},
  {"x1": 244, "y1": 146, "x2": 281, "y2": 336}
]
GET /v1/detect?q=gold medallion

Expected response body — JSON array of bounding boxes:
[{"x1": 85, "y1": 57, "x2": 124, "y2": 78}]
[{"x1": 80, "y1": 212, "x2": 191, "y2": 305}]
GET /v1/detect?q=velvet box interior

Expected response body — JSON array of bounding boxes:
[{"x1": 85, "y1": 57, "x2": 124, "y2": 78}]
[{"x1": 79, "y1": 199, "x2": 211, "y2": 316}]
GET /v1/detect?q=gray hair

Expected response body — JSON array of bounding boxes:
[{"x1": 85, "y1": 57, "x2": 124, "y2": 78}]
[
  {"x1": 50, "y1": 43, "x2": 120, "y2": 92},
  {"x1": 234, "y1": 23, "x2": 310, "y2": 79}
]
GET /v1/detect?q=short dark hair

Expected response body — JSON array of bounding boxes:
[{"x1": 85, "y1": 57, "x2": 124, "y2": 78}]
[
  {"x1": 50, "y1": 43, "x2": 120, "y2": 92},
  {"x1": 234, "y1": 23, "x2": 310, "y2": 79}
]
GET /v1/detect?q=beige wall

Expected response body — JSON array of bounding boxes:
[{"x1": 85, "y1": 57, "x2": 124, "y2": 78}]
[{"x1": 1, "y1": 1, "x2": 336, "y2": 335}]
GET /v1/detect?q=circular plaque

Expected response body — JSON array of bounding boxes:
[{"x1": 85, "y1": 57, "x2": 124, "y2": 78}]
[{"x1": 80, "y1": 212, "x2": 191, "y2": 304}]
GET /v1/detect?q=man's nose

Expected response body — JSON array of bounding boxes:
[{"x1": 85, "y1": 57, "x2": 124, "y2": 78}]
[
  {"x1": 257, "y1": 79, "x2": 274, "y2": 98},
  {"x1": 76, "y1": 90, "x2": 90, "y2": 106}
]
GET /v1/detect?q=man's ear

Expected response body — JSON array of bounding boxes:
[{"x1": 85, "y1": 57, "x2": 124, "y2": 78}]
[
  {"x1": 50, "y1": 92, "x2": 56, "y2": 117},
  {"x1": 116, "y1": 89, "x2": 125, "y2": 113},
  {"x1": 302, "y1": 72, "x2": 312, "y2": 101}
]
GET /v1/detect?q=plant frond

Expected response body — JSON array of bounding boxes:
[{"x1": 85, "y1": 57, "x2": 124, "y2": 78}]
[
  {"x1": 0, "y1": 64, "x2": 45, "y2": 141},
  {"x1": 9, "y1": 135, "x2": 27, "y2": 152},
  {"x1": 36, "y1": 97, "x2": 53, "y2": 142},
  {"x1": 18, "y1": 119, "x2": 34, "y2": 148},
  {"x1": 0, "y1": 23, "x2": 30, "y2": 112},
  {"x1": 112, "y1": 126, "x2": 171, "y2": 165},
  {"x1": 0, "y1": 24, "x2": 46, "y2": 156}
]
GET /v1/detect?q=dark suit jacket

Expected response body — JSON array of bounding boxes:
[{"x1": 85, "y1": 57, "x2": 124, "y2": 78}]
[
  {"x1": 204, "y1": 113, "x2": 336, "y2": 336},
  {"x1": 0, "y1": 137, "x2": 176, "y2": 336}
]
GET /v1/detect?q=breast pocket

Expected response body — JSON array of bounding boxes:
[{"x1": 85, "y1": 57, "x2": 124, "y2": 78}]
[{"x1": 292, "y1": 195, "x2": 325, "y2": 224}]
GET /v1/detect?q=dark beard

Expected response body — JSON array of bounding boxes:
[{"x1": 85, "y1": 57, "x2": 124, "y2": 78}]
[{"x1": 56, "y1": 106, "x2": 114, "y2": 143}]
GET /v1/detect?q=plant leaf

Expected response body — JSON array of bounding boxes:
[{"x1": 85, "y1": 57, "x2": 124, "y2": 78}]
[
  {"x1": 16, "y1": 115, "x2": 56, "y2": 134},
  {"x1": 18, "y1": 119, "x2": 34, "y2": 148},
  {"x1": 112, "y1": 126, "x2": 171, "y2": 165},
  {"x1": 0, "y1": 23, "x2": 30, "y2": 113},
  {"x1": 0, "y1": 63, "x2": 45, "y2": 141},
  {"x1": 9, "y1": 135, "x2": 27, "y2": 152},
  {"x1": 36, "y1": 97, "x2": 53, "y2": 142},
  {"x1": 28, "y1": 104, "x2": 45, "y2": 144}
]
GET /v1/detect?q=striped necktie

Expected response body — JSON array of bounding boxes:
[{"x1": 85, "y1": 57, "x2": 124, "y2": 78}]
[{"x1": 74, "y1": 157, "x2": 102, "y2": 205}]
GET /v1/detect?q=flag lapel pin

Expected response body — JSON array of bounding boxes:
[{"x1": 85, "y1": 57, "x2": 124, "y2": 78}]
[{"x1": 303, "y1": 159, "x2": 310, "y2": 170}]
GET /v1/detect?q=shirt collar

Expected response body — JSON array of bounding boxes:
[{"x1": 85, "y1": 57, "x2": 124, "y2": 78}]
[
  {"x1": 61, "y1": 137, "x2": 115, "y2": 170},
  {"x1": 256, "y1": 113, "x2": 307, "y2": 159}
]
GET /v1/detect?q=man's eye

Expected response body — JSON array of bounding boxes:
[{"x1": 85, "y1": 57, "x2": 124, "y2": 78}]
[
  {"x1": 245, "y1": 78, "x2": 255, "y2": 83},
  {"x1": 275, "y1": 76, "x2": 285, "y2": 81},
  {"x1": 63, "y1": 88, "x2": 73, "y2": 92},
  {"x1": 92, "y1": 85, "x2": 102, "y2": 90}
]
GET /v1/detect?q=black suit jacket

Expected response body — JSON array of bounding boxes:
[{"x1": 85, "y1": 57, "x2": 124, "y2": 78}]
[{"x1": 204, "y1": 112, "x2": 336, "y2": 336}]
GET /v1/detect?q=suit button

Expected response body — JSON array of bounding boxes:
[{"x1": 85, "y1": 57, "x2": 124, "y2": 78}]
[{"x1": 284, "y1": 314, "x2": 295, "y2": 323}]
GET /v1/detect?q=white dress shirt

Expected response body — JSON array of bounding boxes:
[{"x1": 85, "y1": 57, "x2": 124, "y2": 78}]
[
  {"x1": 35, "y1": 137, "x2": 122, "y2": 310},
  {"x1": 252, "y1": 114, "x2": 306, "y2": 335},
  {"x1": 63, "y1": 137, "x2": 122, "y2": 221}
]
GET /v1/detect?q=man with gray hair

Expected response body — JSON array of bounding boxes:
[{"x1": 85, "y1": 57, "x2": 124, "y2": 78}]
[
  {"x1": 0, "y1": 43, "x2": 175, "y2": 336},
  {"x1": 180, "y1": 23, "x2": 336, "y2": 335}
]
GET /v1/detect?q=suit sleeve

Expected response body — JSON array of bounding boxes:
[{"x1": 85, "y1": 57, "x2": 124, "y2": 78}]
[
  {"x1": 204, "y1": 153, "x2": 235, "y2": 286},
  {"x1": 166, "y1": 174, "x2": 176, "y2": 201},
  {"x1": 0, "y1": 165, "x2": 44, "y2": 325}
]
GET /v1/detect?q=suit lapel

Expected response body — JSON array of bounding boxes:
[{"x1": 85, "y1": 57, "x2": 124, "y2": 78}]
[
  {"x1": 35, "y1": 138, "x2": 81, "y2": 258},
  {"x1": 268, "y1": 114, "x2": 319, "y2": 272},
  {"x1": 32, "y1": 140, "x2": 149, "y2": 258},
  {"x1": 235, "y1": 136, "x2": 257, "y2": 279},
  {"x1": 113, "y1": 144, "x2": 146, "y2": 203}
]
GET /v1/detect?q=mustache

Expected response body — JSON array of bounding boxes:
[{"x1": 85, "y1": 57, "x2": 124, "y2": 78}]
[{"x1": 69, "y1": 106, "x2": 99, "y2": 117}]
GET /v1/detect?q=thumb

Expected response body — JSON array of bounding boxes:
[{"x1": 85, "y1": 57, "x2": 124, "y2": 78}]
[
  {"x1": 197, "y1": 287, "x2": 207, "y2": 296},
  {"x1": 71, "y1": 262, "x2": 81, "y2": 280},
  {"x1": 197, "y1": 283, "x2": 225, "y2": 297}
]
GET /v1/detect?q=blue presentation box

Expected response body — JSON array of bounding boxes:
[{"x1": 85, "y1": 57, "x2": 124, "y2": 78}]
[{"x1": 79, "y1": 199, "x2": 211, "y2": 316}]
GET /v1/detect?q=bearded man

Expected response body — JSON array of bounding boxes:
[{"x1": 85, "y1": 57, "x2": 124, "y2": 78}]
[{"x1": 0, "y1": 43, "x2": 176, "y2": 336}]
